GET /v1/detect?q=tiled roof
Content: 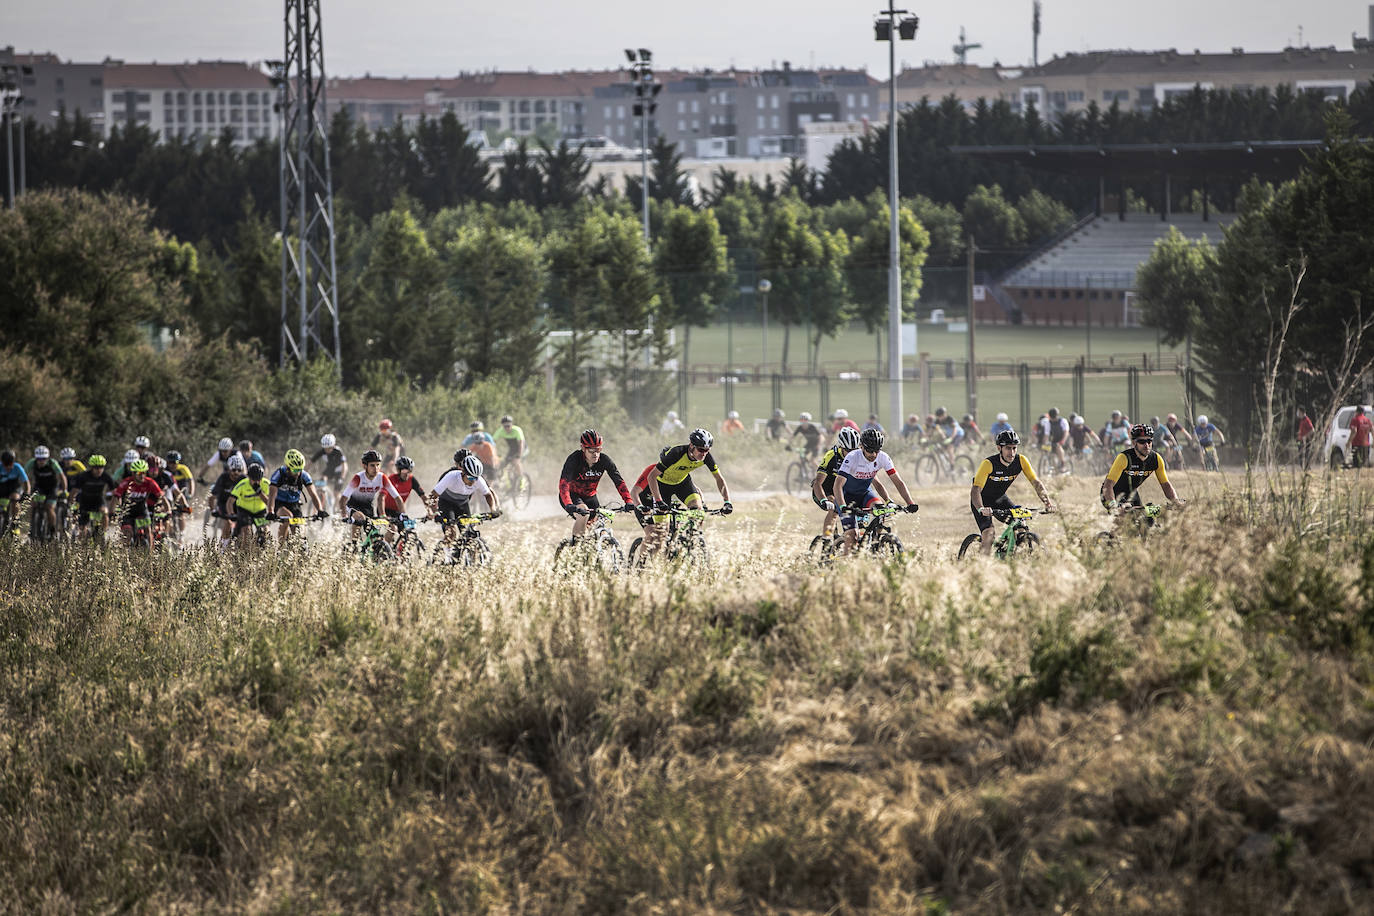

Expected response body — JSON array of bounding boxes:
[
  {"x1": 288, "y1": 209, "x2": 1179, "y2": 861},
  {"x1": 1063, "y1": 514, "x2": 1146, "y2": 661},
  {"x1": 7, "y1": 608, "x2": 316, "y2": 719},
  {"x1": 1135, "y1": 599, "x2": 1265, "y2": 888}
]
[
  {"x1": 103, "y1": 61, "x2": 270, "y2": 90},
  {"x1": 894, "y1": 64, "x2": 1006, "y2": 89},
  {"x1": 1032, "y1": 47, "x2": 1374, "y2": 77}
]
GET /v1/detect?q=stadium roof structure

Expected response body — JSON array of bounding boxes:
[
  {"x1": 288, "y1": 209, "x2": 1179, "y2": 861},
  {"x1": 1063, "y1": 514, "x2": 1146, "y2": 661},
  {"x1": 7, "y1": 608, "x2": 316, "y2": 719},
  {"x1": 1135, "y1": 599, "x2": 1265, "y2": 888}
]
[{"x1": 948, "y1": 139, "x2": 1331, "y2": 179}]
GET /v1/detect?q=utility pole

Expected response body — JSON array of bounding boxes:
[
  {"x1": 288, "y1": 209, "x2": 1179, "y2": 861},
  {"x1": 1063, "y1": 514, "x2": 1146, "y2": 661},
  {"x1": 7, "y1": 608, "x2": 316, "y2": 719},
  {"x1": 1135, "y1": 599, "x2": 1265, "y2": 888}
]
[
  {"x1": 625, "y1": 48, "x2": 660, "y2": 247},
  {"x1": 967, "y1": 234, "x2": 978, "y2": 419}
]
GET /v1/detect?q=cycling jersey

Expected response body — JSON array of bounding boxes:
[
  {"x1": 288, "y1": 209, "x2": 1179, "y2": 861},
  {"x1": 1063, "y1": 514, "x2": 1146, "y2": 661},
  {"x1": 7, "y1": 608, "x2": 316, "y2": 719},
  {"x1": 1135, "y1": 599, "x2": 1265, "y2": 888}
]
[
  {"x1": 210, "y1": 471, "x2": 241, "y2": 509},
  {"x1": 462, "y1": 433, "x2": 497, "y2": 469},
  {"x1": 70, "y1": 470, "x2": 117, "y2": 510},
  {"x1": 766, "y1": 417, "x2": 788, "y2": 439},
  {"x1": 433, "y1": 469, "x2": 492, "y2": 501},
  {"x1": 559, "y1": 450, "x2": 632, "y2": 505},
  {"x1": 113, "y1": 475, "x2": 165, "y2": 509},
  {"x1": 1, "y1": 463, "x2": 30, "y2": 495},
  {"x1": 972, "y1": 452, "x2": 1038, "y2": 502},
  {"x1": 204, "y1": 449, "x2": 235, "y2": 471},
  {"x1": 835, "y1": 449, "x2": 896, "y2": 502},
  {"x1": 1194, "y1": 423, "x2": 1219, "y2": 447},
  {"x1": 382, "y1": 472, "x2": 426, "y2": 514},
  {"x1": 152, "y1": 469, "x2": 182, "y2": 501},
  {"x1": 493, "y1": 425, "x2": 525, "y2": 458},
  {"x1": 1103, "y1": 421, "x2": 1130, "y2": 447},
  {"x1": 341, "y1": 469, "x2": 402, "y2": 506},
  {"x1": 370, "y1": 431, "x2": 405, "y2": 457},
  {"x1": 228, "y1": 477, "x2": 270, "y2": 514},
  {"x1": 936, "y1": 420, "x2": 964, "y2": 443},
  {"x1": 269, "y1": 467, "x2": 314, "y2": 505},
  {"x1": 791, "y1": 423, "x2": 823, "y2": 450},
  {"x1": 1039, "y1": 416, "x2": 1068, "y2": 444},
  {"x1": 988, "y1": 420, "x2": 1013, "y2": 440},
  {"x1": 61, "y1": 459, "x2": 87, "y2": 485},
  {"x1": 24, "y1": 459, "x2": 64, "y2": 495},
  {"x1": 1069, "y1": 425, "x2": 1098, "y2": 450},
  {"x1": 311, "y1": 447, "x2": 347, "y2": 478},
  {"x1": 1105, "y1": 449, "x2": 1170, "y2": 501},
  {"x1": 169, "y1": 462, "x2": 194, "y2": 488},
  {"x1": 815, "y1": 446, "x2": 847, "y2": 491},
  {"x1": 655, "y1": 445, "x2": 719, "y2": 486}
]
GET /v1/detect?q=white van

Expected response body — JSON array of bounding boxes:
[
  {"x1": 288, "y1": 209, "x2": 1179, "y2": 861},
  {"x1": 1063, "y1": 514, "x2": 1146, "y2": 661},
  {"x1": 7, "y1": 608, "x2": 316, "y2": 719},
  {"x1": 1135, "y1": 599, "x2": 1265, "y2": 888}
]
[{"x1": 1324, "y1": 404, "x2": 1373, "y2": 469}]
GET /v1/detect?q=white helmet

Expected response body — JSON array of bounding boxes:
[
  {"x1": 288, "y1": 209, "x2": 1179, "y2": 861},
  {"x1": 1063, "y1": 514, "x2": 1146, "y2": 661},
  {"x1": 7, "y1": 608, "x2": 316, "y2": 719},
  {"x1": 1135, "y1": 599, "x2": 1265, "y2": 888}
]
[
  {"x1": 834, "y1": 408, "x2": 848, "y2": 419},
  {"x1": 727, "y1": 410, "x2": 739, "y2": 420},
  {"x1": 218, "y1": 437, "x2": 234, "y2": 451},
  {"x1": 666, "y1": 410, "x2": 678, "y2": 420},
  {"x1": 320, "y1": 433, "x2": 336, "y2": 448},
  {"x1": 123, "y1": 449, "x2": 140, "y2": 464},
  {"x1": 462, "y1": 455, "x2": 484, "y2": 478},
  {"x1": 59, "y1": 447, "x2": 76, "y2": 461},
  {"x1": 799, "y1": 412, "x2": 812, "y2": 421},
  {"x1": 134, "y1": 435, "x2": 151, "y2": 449},
  {"x1": 33, "y1": 445, "x2": 50, "y2": 459},
  {"x1": 227, "y1": 454, "x2": 247, "y2": 472},
  {"x1": 1196, "y1": 415, "x2": 1208, "y2": 426},
  {"x1": 995, "y1": 412, "x2": 1008, "y2": 421}
]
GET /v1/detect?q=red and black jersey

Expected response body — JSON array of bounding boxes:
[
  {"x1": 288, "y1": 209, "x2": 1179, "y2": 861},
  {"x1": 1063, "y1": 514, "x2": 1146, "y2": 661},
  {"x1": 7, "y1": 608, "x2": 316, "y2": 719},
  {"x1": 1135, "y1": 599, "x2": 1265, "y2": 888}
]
[
  {"x1": 558, "y1": 450, "x2": 631, "y2": 506},
  {"x1": 382, "y1": 472, "x2": 426, "y2": 513},
  {"x1": 113, "y1": 475, "x2": 164, "y2": 507},
  {"x1": 632, "y1": 463, "x2": 656, "y2": 493}
]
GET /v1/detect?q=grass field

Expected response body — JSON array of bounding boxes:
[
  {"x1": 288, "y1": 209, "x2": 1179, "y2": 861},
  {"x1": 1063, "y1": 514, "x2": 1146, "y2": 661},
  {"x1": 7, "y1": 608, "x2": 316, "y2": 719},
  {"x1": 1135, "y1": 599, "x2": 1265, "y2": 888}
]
[{"x1": 4, "y1": 457, "x2": 1374, "y2": 912}]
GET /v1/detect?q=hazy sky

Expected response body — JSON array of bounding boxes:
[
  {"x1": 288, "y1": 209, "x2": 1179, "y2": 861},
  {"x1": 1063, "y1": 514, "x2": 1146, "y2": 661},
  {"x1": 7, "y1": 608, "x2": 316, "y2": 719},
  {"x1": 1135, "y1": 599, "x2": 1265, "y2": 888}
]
[{"x1": 7, "y1": 0, "x2": 1369, "y2": 77}]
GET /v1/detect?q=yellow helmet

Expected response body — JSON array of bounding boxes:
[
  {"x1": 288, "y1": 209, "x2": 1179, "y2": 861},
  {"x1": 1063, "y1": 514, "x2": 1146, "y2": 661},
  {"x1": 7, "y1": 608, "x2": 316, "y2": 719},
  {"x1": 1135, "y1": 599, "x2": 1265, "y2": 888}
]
[{"x1": 284, "y1": 448, "x2": 306, "y2": 471}]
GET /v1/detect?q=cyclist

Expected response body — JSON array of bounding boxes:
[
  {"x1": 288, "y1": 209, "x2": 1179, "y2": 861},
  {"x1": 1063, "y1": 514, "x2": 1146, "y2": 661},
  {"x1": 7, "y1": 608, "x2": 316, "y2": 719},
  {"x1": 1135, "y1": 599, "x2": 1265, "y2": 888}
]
[
  {"x1": 862, "y1": 413, "x2": 884, "y2": 433},
  {"x1": 789, "y1": 411, "x2": 824, "y2": 462},
  {"x1": 988, "y1": 412, "x2": 1013, "y2": 440},
  {"x1": 145, "y1": 455, "x2": 191, "y2": 538},
  {"x1": 225, "y1": 462, "x2": 273, "y2": 547},
  {"x1": 268, "y1": 448, "x2": 327, "y2": 543},
  {"x1": 58, "y1": 447, "x2": 86, "y2": 487},
  {"x1": 900, "y1": 413, "x2": 922, "y2": 441},
  {"x1": 1101, "y1": 423, "x2": 1186, "y2": 515},
  {"x1": 70, "y1": 454, "x2": 117, "y2": 542},
  {"x1": 237, "y1": 439, "x2": 267, "y2": 471},
  {"x1": 133, "y1": 435, "x2": 154, "y2": 460},
  {"x1": 113, "y1": 458, "x2": 171, "y2": 546},
  {"x1": 1193, "y1": 415, "x2": 1225, "y2": 467},
  {"x1": 208, "y1": 454, "x2": 247, "y2": 548},
  {"x1": 24, "y1": 446, "x2": 67, "y2": 541},
  {"x1": 659, "y1": 410, "x2": 686, "y2": 438},
  {"x1": 165, "y1": 450, "x2": 195, "y2": 502},
  {"x1": 766, "y1": 409, "x2": 788, "y2": 440},
  {"x1": 111, "y1": 449, "x2": 141, "y2": 482},
  {"x1": 311, "y1": 434, "x2": 348, "y2": 506},
  {"x1": 628, "y1": 462, "x2": 660, "y2": 526},
  {"x1": 969, "y1": 428, "x2": 1054, "y2": 556},
  {"x1": 0, "y1": 451, "x2": 29, "y2": 531},
  {"x1": 1163, "y1": 413, "x2": 1192, "y2": 469},
  {"x1": 1101, "y1": 410, "x2": 1131, "y2": 450},
  {"x1": 643, "y1": 428, "x2": 734, "y2": 556},
  {"x1": 1039, "y1": 407, "x2": 1070, "y2": 474},
  {"x1": 1068, "y1": 415, "x2": 1101, "y2": 463},
  {"x1": 371, "y1": 419, "x2": 405, "y2": 472},
  {"x1": 557, "y1": 429, "x2": 633, "y2": 541},
  {"x1": 830, "y1": 428, "x2": 919, "y2": 557},
  {"x1": 831, "y1": 408, "x2": 860, "y2": 436},
  {"x1": 933, "y1": 407, "x2": 964, "y2": 464},
  {"x1": 461, "y1": 421, "x2": 498, "y2": 479},
  {"x1": 959, "y1": 413, "x2": 984, "y2": 447},
  {"x1": 381, "y1": 455, "x2": 428, "y2": 523},
  {"x1": 1148, "y1": 416, "x2": 1178, "y2": 461},
  {"x1": 339, "y1": 449, "x2": 405, "y2": 546},
  {"x1": 811, "y1": 426, "x2": 862, "y2": 540},
  {"x1": 721, "y1": 410, "x2": 745, "y2": 435},
  {"x1": 493, "y1": 415, "x2": 527, "y2": 485},
  {"x1": 429, "y1": 455, "x2": 500, "y2": 551},
  {"x1": 196, "y1": 437, "x2": 237, "y2": 484}
]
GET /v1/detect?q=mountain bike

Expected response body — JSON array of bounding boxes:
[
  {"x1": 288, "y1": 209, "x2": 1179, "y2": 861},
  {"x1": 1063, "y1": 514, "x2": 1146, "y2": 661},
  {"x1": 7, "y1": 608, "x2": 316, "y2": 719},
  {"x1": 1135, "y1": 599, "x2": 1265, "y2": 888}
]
[
  {"x1": 28, "y1": 493, "x2": 55, "y2": 544},
  {"x1": 391, "y1": 514, "x2": 427, "y2": 563},
  {"x1": 1201, "y1": 443, "x2": 1221, "y2": 472},
  {"x1": 493, "y1": 461, "x2": 532, "y2": 510},
  {"x1": 1035, "y1": 442, "x2": 1072, "y2": 478},
  {"x1": 784, "y1": 446, "x2": 813, "y2": 499},
  {"x1": 628, "y1": 504, "x2": 725, "y2": 568},
  {"x1": 431, "y1": 513, "x2": 498, "y2": 567},
  {"x1": 914, "y1": 442, "x2": 975, "y2": 487},
  {"x1": 958, "y1": 505, "x2": 1047, "y2": 559},
  {"x1": 821, "y1": 503, "x2": 906, "y2": 560},
  {"x1": 1095, "y1": 501, "x2": 1174, "y2": 548},
  {"x1": 553, "y1": 505, "x2": 632, "y2": 573},
  {"x1": 351, "y1": 515, "x2": 397, "y2": 563}
]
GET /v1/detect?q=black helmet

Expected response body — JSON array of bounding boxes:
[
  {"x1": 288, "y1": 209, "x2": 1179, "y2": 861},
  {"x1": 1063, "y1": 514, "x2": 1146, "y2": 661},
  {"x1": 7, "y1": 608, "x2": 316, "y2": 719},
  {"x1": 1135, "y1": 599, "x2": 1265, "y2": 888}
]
[
  {"x1": 395, "y1": 456, "x2": 414, "y2": 470},
  {"x1": 1048, "y1": 407, "x2": 1059, "y2": 419},
  {"x1": 688, "y1": 428, "x2": 713, "y2": 450},
  {"x1": 859, "y1": 428, "x2": 885, "y2": 452},
  {"x1": 0, "y1": 451, "x2": 13, "y2": 465},
  {"x1": 164, "y1": 450, "x2": 182, "y2": 465},
  {"x1": 1130, "y1": 423, "x2": 1153, "y2": 441},
  {"x1": 361, "y1": 449, "x2": 382, "y2": 464},
  {"x1": 247, "y1": 462, "x2": 265, "y2": 480},
  {"x1": 452, "y1": 447, "x2": 472, "y2": 466},
  {"x1": 995, "y1": 429, "x2": 1020, "y2": 447}
]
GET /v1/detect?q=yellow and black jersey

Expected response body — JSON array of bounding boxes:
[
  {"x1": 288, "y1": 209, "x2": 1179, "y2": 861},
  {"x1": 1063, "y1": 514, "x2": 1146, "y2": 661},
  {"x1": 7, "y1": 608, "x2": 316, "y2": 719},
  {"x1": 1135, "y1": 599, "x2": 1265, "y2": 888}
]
[
  {"x1": 655, "y1": 444, "x2": 719, "y2": 486},
  {"x1": 972, "y1": 453, "x2": 1038, "y2": 502},
  {"x1": 815, "y1": 446, "x2": 845, "y2": 483},
  {"x1": 1105, "y1": 449, "x2": 1168, "y2": 498}
]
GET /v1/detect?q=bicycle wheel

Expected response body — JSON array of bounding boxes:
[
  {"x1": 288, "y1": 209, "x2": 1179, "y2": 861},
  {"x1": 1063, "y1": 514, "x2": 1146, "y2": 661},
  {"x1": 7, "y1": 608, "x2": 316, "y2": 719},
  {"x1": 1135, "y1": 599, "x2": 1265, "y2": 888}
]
[
  {"x1": 957, "y1": 532, "x2": 982, "y2": 559},
  {"x1": 873, "y1": 533, "x2": 903, "y2": 557},
  {"x1": 1094, "y1": 530, "x2": 1117, "y2": 550},
  {"x1": 685, "y1": 535, "x2": 711, "y2": 568},
  {"x1": 808, "y1": 533, "x2": 838, "y2": 557},
  {"x1": 457, "y1": 535, "x2": 491, "y2": 567},
  {"x1": 915, "y1": 454, "x2": 939, "y2": 487},
  {"x1": 514, "y1": 473, "x2": 532, "y2": 510},
  {"x1": 784, "y1": 461, "x2": 806, "y2": 498},
  {"x1": 950, "y1": 454, "x2": 975, "y2": 483},
  {"x1": 1013, "y1": 529, "x2": 1040, "y2": 555},
  {"x1": 29, "y1": 503, "x2": 48, "y2": 544},
  {"x1": 627, "y1": 536, "x2": 647, "y2": 568},
  {"x1": 594, "y1": 530, "x2": 623, "y2": 573}
]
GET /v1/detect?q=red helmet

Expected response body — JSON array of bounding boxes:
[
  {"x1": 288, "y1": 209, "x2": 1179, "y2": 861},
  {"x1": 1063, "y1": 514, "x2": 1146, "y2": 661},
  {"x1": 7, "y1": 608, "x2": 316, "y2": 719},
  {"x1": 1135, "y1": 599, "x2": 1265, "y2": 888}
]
[
  {"x1": 580, "y1": 429, "x2": 603, "y2": 449},
  {"x1": 378, "y1": 419, "x2": 393, "y2": 431},
  {"x1": 1130, "y1": 423, "x2": 1153, "y2": 441}
]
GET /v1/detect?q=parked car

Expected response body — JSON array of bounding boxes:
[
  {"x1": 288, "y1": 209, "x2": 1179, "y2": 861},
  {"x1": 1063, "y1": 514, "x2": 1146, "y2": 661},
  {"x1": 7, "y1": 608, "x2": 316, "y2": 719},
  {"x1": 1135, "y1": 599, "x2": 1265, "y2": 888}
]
[{"x1": 1324, "y1": 404, "x2": 1373, "y2": 468}]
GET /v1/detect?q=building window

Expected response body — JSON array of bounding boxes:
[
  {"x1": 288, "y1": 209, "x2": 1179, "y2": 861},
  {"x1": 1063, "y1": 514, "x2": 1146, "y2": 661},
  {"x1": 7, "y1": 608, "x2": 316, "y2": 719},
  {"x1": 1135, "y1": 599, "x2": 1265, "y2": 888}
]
[
  {"x1": 771, "y1": 94, "x2": 779, "y2": 108},
  {"x1": 519, "y1": 116, "x2": 529, "y2": 130},
  {"x1": 846, "y1": 93, "x2": 855, "y2": 107},
  {"x1": 1068, "y1": 90, "x2": 1084, "y2": 102},
  {"x1": 194, "y1": 110, "x2": 203, "y2": 123},
  {"x1": 861, "y1": 92, "x2": 869, "y2": 107},
  {"x1": 248, "y1": 109, "x2": 259, "y2": 123},
  {"x1": 534, "y1": 100, "x2": 546, "y2": 113},
  {"x1": 535, "y1": 116, "x2": 545, "y2": 126},
  {"x1": 604, "y1": 105, "x2": 611, "y2": 119},
  {"x1": 519, "y1": 100, "x2": 530, "y2": 113},
  {"x1": 757, "y1": 95, "x2": 765, "y2": 109},
  {"x1": 617, "y1": 123, "x2": 625, "y2": 137},
  {"x1": 617, "y1": 105, "x2": 625, "y2": 118},
  {"x1": 228, "y1": 92, "x2": 241, "y2": 105},
  {"x1": 193, "y1": 92, "x2": 202, "y2": 105},
  {"x1": 163, "y1": 91, "x2": 173, "y2": 105},
  {"x1": 691, "y1": 119, "x2": 699, "y2": 130},
  {"x1": 136, "y1": 92, "x2": 151, "y2": 103},
  {"x1": 771, "y1": 114, "x2": 779, "y2": 129},
  {"x1": 691, "y1": 100, "x2": 699, "y2": 113},
  {"x1": 90, "y1": 77, "x2": 103, "y2": 87},
  {"x1": 757, "y1": 114, "x2": 765, "y2": 128},
  {"x1": 678, "y1": 119, "x2": 686, "y2": 131},
  {"x1": 677, "y1": 100, "x2": 685, "y2": 113}
]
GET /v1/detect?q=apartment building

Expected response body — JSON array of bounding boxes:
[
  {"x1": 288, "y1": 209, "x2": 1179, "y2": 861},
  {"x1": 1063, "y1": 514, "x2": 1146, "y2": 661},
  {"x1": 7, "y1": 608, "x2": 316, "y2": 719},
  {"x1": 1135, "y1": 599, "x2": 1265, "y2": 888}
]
[
  {"x1": 327, "y1": 76, "x2": 447, "y2": 131},
  {"x1": 892, "y1": 63, "x2": 1011, "y2": 111},
  {"x1": 0, "y1": 46, "x2": 105, "y2": 126},
  {"x1": 102, "y1": 60, "x2": 278, "y2": 147}
]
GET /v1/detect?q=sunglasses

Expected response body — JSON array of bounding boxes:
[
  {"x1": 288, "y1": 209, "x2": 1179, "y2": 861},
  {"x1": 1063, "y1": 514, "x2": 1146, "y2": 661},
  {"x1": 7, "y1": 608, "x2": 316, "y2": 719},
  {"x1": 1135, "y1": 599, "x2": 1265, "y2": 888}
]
[{"x1": 1134, "y1": 438, "x2": 1152, "y2": 445}]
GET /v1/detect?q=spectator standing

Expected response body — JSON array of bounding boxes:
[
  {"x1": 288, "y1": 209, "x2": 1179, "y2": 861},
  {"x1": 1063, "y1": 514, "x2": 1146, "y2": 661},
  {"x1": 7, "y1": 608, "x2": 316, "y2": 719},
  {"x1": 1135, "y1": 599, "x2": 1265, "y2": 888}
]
[
  {"x1": 1350, "y1": 406, "x2": 1373, "y2": 469},
  {"x1": 1296, "y1": 408, "x2": 1315, "y2": 468}
]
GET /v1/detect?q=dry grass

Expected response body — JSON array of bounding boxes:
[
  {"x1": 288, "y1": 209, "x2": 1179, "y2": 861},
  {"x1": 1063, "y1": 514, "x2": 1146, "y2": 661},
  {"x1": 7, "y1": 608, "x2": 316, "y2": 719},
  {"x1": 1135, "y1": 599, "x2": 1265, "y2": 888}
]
[{"x1": 2, "y1": 468, "x2": 1374, "y2": 913}]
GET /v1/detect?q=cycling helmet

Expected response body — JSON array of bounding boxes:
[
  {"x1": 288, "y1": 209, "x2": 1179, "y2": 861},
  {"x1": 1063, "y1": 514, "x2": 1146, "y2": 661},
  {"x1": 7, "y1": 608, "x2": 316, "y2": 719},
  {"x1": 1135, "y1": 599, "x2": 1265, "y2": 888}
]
[
  {"x1": 0, "y1": 451, "x2": 13, "y2": 464},
  {"x1": 934, "y1": 406, "x2": 947, "y2": 417},
  {"x1": 962, "y1": 414, "x2": 974, "y2": 423},
  {"x1": 688, "y1": 428, "x2": 713, "y2": 450},
  {"x1": 859, "y1": 428, "x2": 885, "y2": 452},
  {"x1": 218, "y1": 437, "x2": 234, "y2": 451},
  {"x1": 88, "y1": 454, "x2": 107, "y2": 468},
  {"x1": 59, "y1": 447, "x2": 76, "y2": 461},
  {"x1": 1195, "y1": 415, "x2": 1208, "y2": 426},
  {"x1": 996, "y1": 412, "x2": 1008, "y2": 421},
  {"x1": 667, "y1": 410, "x2": 678, "y2": 421},
  {"x1": 145, "y1": 455, "x2": 163, "y2": 471},
  {"x1": 452, "y1": 448, "x2": 472, "y2": 466},
  {"x1": 727, "y1": 410, "x2": 739, "y2": 420},
  {"x1": 284, "y1": 448, "x2": 306, "y2": 471},
  {"x1": 361, "y1": 449, "x2": 382, "y2": 464},
  {"x1": 1130, "y1": 423, "x2": 1152, "y2": 441},
  {"x1": 799, "y1": 412, "x2": 812, "y2": 421},
  {"x1": 133, "y1": 435, "x2": 151, "y2": 449},
  {"x1": 1072, "y1": 416, "x2": 1084, "y2": 426},
  {"x1": 130, "y1": 459, "x2": 149, "y2": 474},
  {"x1": 1048, "y1": 407, "x2": 1059, "y2": 419},
  {"x1": 773, "y1": 408, "x2": 784, "y2": 418},
  {"x1": 469, "y1": 420, "x2": 483, "y2": 431},
  {"x1": 580, "y1": 429, "x2": 604, "y2": 449},
  {"x1": 33, "y1": 445, "x2": 50, "y2": 460},
  {"x1": 1110, "y1": 410, "x2": 1122, "y2": 419},
  {"x1": 238, "y1": 440, "x2": 252, "y2": 450},
  {"x1": 461, "y1": 455, "x2": 483, "y2": 478},
  {"x1": 834, "y1": 408, "x2": 849, "y2": 419},
  {"x1": 246, "y1": 462, "x2": 264, "y2": 480},
  {"x1": 123, "y1": 449, "x2": 140, "y2": 464},
  {"x1": 1150, "y1": 416, "x2": 1161, "y2": 426},
  {"x1": 320, "y1": 433, "x2": 336, "y2": 448},
  {"x1": 227, "y1": 454, "x2": 246, "y2": 472},
  {"x1": 395, "y1": 456, "x2": 414, "y2": 471},
  {"x1": 165, "y1": 450, "x2": 182, "y2": 465},
  {"x1": 500, "y1": 415, "x2": 513, "y2": 424},
  {"x1": 1166, "y1": 413, "x2": 1178, "y2": 423},
  {"x1": 378, "y1": 419, "x2": 393, "y2": 431},
  {"x1": 996, "y1": 428, "x2": 1020, "y2": 447},
  {"x1": 836, "y1": 427, "x2": 861, "y2": 450}
]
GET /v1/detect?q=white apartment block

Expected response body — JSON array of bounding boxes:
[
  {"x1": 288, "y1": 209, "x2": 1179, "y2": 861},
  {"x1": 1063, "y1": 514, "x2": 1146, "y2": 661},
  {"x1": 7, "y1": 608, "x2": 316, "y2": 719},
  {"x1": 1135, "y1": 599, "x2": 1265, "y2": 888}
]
[{"x1": 102, "y1": 61, "x2": 278, "y2": 147}]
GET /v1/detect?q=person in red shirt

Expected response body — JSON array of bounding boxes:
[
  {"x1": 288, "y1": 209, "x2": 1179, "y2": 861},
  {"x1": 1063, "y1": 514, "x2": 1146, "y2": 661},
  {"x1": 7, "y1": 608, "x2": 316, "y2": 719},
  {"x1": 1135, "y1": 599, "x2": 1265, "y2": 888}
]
[
  {"x1": 382, "y1": 456, "x2": 428, "y2": 521},
  {"x1": 830, "y1": 408, "x2": 860, "y2": 435},
  {"x1": 112, "y1": 458, "x2": 171, "y2": 544},
  {"x1": 628, "y1": 462, "x2": 659, "y2": 526},
  {"x1": 557, "y1": 429, "x2": 633, "y2": 541},
  {"x1": 1350, "y1": 406, "x2": 1373, "y2": 469},
  {"x1": 1296, "y1": 408, "x2": 1315, "y2": 468}
]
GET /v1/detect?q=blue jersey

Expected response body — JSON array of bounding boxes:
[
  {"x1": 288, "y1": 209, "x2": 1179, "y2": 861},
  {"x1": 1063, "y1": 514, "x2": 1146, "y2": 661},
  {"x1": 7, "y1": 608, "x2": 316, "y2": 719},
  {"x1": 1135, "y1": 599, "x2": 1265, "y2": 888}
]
[
  {"x1": 462, "y1": 432, "x2": 495, "y2": 448},
  {"x1": 0, "y1": 464, "x2": 29, "y2": 491},
  {"x1": 269, "y1": 466, "x2": 313, "y2": 504},
  {"x1": 989, "y1": 421, "x2": 1013, "y2": 439},
  {"x1": 1194, "y1": 424, "x2": 1218, "y2": 447}
]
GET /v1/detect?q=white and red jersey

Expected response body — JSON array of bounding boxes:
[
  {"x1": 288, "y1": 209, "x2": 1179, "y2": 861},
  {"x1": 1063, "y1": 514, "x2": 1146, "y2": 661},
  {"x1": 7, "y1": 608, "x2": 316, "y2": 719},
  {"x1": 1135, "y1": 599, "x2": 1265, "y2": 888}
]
[{"x1": 341, "y1": 469, "x2": 401, "y2": 504}]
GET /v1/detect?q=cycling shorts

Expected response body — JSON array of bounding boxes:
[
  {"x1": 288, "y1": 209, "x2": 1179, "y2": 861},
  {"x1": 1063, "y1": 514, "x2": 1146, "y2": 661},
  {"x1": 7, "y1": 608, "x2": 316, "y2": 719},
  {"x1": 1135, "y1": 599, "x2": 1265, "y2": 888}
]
[
  {"x1": 570, "y1": 494, "x2": 601, "y2": 514},
  {"x1": 233, "y1": 508, "x2": 268, "y2": 535},
  {"x1": 434, "y1": 493, "x2": 472, "y2": 525},
  {"x1": 273, "y1": 501, "x2": 303, "y2": 518},
  {"x1": 971, "y1": 495, "x2": 1015, "y2": 532},
  {"x1": 346, "y1": 495, "x2": 377, "y2": 519},
  {"x1": 841, "y1": 490, "x2": 882, "y2": 530},
  {"x1": 654, "y1": 478, "x2": 700, "y2": 508}
]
